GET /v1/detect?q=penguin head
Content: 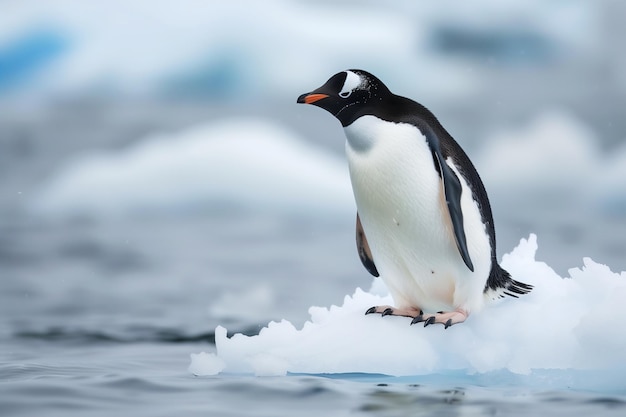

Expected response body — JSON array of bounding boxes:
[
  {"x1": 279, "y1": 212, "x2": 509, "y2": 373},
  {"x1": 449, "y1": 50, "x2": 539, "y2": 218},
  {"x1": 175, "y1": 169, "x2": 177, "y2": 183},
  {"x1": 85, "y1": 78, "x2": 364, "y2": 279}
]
[{"x1": 297, "y1": 69, "x2": 391, "y2": 127}]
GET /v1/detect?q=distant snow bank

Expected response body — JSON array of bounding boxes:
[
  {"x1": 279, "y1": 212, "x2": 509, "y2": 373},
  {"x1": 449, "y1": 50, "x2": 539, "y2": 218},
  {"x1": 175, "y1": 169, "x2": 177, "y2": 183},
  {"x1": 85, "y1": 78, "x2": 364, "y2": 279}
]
[
  {"x1": 479, "y1": 110, "x2": 626, "y2": 215},
  {"x1": 31, "y1": 111, "x2": 626, "y2": 221},
  {"x1": 30, "y1": 118, "x2": 353, "y2": 218},
  {"x1": 190, "y1": 234, "x2": 626, "y2": 385}
]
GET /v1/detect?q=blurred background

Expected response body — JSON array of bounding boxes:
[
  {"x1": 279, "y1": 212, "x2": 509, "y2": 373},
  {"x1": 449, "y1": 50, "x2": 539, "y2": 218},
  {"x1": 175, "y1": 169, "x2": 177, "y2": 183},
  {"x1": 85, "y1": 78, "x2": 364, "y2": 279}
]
[{"x1": 1, "y1": 0, "x2": 626, "y2": 341}]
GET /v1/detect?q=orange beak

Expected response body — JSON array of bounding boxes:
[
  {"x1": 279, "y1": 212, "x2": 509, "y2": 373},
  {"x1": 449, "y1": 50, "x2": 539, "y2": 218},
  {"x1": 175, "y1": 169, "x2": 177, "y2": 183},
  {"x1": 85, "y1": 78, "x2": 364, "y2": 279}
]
[{"x1": 298, "y1": 93, "x2": 329, "y2": 104}]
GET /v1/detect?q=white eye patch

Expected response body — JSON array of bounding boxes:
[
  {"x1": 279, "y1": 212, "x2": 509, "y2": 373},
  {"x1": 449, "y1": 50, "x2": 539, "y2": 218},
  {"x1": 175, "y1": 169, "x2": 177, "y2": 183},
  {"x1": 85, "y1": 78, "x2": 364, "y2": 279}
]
[{"x1": 339, "y1": 70, "x2": 362, "y2": 98}]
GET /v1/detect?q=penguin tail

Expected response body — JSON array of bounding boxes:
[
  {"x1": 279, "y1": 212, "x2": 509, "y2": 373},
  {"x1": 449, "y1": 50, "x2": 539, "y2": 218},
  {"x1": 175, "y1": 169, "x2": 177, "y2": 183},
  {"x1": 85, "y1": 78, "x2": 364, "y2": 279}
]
[{"x1": 484, "y1": 263, "x2": 533, "y2": 301}]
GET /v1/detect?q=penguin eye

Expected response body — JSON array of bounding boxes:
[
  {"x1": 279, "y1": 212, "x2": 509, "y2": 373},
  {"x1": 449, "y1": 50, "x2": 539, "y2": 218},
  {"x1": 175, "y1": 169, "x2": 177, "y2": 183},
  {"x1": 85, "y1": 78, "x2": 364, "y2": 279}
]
[{"x1": 339, "y1": 70, "x2": 361, "y2": 99}]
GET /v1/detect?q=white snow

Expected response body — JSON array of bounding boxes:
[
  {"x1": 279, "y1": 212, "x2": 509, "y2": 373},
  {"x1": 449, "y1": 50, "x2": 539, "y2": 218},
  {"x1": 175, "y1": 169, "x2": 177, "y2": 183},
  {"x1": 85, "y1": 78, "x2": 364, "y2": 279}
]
[
  {"x1": 30, "y1": 118, "x2": 353, "y2": 218},
  {"x1": 190, "y1": 234, "x2": 626, "y2": 384}
]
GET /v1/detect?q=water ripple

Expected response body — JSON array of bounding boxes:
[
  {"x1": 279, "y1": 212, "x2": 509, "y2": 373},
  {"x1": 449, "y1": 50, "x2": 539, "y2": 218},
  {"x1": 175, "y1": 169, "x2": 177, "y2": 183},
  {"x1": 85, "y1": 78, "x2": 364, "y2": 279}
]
[{"x1": 14, "y1": 324, "x2": 263, "y2": 345}]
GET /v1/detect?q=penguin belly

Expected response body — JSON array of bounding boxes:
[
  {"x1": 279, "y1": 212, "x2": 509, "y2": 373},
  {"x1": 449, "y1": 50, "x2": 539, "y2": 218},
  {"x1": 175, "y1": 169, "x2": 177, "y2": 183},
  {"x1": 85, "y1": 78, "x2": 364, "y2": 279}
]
[{"x1": 344, "y1": 116, "x2": 492, "y2": 314}]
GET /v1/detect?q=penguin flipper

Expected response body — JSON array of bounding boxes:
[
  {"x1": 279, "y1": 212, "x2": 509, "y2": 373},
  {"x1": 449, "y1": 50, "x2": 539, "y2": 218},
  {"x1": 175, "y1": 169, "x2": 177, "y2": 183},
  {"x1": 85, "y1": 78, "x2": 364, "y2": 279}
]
[
  {"x1": 356, "y1": 213, "x2": 379, "y2": 277},
  {"x1": 425, "y1": 130, "x2": 475, "y2": 272}
]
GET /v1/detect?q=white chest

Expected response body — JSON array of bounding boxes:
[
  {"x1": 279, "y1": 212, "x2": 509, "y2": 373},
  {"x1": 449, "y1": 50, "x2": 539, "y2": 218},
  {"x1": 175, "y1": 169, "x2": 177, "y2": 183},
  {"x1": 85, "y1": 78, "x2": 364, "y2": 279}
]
[
  {"x1": 344, "y1": 116, "x2": 447, "y2": 243},
  {"x1": 343, "y1": 116, "x2": 490, "y2": 312}
]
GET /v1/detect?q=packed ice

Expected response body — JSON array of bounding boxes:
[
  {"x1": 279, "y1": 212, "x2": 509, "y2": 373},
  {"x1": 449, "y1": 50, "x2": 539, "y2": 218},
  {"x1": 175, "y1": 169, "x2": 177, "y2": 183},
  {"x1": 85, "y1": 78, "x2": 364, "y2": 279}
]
[{"x1": 190, "y1": 234, "x2": 626, "y2": 383}]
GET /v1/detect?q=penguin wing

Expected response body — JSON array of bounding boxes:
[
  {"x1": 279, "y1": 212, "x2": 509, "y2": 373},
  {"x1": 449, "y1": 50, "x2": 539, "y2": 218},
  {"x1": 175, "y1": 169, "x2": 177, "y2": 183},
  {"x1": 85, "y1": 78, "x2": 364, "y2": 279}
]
[
  {"x1": 356, "y1": 213, "x2": 379, "y2": 277},
  {"x1": 424, "y1": 128, "x2": 475, "y2": 272}
]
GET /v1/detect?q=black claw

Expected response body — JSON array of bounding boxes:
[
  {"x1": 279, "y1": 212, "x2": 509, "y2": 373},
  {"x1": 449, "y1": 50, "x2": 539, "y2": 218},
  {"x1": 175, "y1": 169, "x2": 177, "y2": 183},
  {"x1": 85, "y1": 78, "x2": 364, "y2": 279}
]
[
  {"x1": 410, "y1": 315, "x2": 424, "y2": 325},
  {"x1": 424, "y1": 316, "x2": 436, "y2": 327},
  {"x1": 381, "y1": 308, "x2": 394, "y2": 317},
  {"x1": 444, "y1": 319, "x2": 453, "y2": 329},
  {"x1": 365, "y1": 307, "x2": 377, "y2": 315}
]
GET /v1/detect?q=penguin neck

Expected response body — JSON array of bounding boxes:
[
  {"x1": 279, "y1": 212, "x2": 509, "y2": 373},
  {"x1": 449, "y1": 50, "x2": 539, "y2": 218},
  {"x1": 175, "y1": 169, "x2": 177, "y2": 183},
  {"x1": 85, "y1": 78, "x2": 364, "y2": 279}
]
[
  {"x1": 343, "y1": 115, "x2": 384, "y2": 153},
  {"x1": 342, "y1": 95, "x2": 444, "y2": 154}
]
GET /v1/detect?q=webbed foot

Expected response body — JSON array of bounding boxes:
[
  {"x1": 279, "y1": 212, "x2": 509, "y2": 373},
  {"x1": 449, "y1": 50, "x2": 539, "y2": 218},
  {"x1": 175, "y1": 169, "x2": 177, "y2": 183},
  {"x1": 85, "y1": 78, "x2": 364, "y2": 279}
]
[{"x1": 412, "y1": 310, "x2": 467, "y2": 329}]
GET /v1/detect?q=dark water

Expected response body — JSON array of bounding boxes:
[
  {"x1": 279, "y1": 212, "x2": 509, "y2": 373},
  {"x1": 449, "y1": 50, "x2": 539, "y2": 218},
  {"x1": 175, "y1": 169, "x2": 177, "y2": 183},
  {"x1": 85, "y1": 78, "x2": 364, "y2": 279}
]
[
  {"x1": 1, "y1": 102, "x2": 626, "y2": 416},
  {"x1": 4, "y1": 325, "x2": 626, "y2": 417},
  {"x1": 4, "y1": 336, "x2": 626, "y2": 417}
]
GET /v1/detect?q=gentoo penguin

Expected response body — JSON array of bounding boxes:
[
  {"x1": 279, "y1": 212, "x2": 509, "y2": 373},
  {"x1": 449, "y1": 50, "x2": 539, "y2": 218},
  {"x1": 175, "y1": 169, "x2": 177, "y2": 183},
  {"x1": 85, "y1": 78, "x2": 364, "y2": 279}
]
[{"x1": 297, "y1": 69, "x2": 532, "y2": 328}]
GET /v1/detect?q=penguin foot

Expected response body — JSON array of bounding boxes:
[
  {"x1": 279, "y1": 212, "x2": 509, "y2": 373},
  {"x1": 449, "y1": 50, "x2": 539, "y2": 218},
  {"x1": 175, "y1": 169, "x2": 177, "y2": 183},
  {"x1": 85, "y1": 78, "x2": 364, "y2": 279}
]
[
  {"x1": 365, "y1": 305, "x2": 423, "y2": 318},
  {"x1": 412, "y1": 310, "x2": 468, "y2": 329}
]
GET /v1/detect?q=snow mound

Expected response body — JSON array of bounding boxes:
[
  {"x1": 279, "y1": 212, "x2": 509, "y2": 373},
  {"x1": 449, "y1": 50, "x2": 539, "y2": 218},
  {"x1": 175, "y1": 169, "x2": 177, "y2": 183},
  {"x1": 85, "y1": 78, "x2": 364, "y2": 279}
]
[
  {"x1": 30, "y1": 119, "x2": 353, "y2": 218},
  {"x1": 190, "y1": 235, "x2": 626, "y2": 381},
  {"x1": 479, "y1": 111, "x2": 598, "y2": 196},
  {"x1": 479, "y1": 110, "x2": 626, "y2": 216}
]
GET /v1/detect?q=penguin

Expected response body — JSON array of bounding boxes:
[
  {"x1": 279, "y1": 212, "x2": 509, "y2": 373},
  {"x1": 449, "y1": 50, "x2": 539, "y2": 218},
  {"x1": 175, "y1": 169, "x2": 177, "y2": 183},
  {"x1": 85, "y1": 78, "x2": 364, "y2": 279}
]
[{"x1": 297, "y1": 69, "x2": 532, "y2": 328}]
